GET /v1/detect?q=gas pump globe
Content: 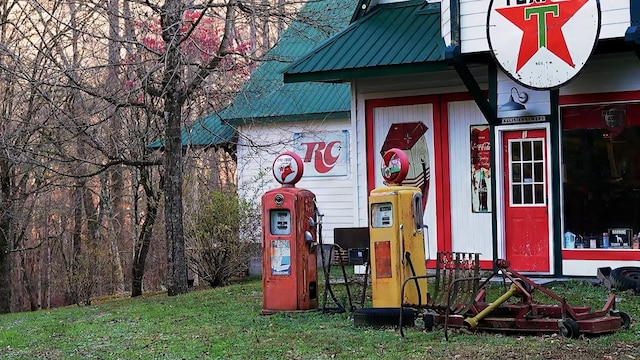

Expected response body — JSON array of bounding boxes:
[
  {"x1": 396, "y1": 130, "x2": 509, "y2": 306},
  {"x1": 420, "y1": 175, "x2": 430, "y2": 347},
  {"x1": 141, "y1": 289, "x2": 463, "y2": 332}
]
[
  {"x1": 261, "y1": 152, "x2": 318, "y2": 314},
  {"x1": 369, "y1": 148, "x2": 428, "y2": 308}
]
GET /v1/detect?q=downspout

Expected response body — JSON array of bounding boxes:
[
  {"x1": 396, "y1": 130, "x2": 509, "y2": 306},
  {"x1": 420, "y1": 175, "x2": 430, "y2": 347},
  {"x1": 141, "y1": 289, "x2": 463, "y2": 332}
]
[{"x1": 626, "y1": 0, "x2": 640, "y2": 60}]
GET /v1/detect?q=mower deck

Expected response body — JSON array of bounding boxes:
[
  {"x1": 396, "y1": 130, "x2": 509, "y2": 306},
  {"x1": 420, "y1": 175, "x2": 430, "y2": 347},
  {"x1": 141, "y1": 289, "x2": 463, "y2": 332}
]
[
  {"x1": 400, "y1": 256, "x2": 631, "y2": 339},
  {"x1": 429, "y1": 301, "x2": 625, "y2": 337}
]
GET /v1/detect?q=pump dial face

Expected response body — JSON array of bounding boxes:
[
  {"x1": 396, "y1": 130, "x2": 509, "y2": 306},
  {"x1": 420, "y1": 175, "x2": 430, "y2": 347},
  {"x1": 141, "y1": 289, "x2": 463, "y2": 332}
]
[
  {"x1": 380, "y1": 148, "x2": 409, "y2": 185},
  {"x1": 272, "y1": 151, "x2": 304, "y2": 185}
]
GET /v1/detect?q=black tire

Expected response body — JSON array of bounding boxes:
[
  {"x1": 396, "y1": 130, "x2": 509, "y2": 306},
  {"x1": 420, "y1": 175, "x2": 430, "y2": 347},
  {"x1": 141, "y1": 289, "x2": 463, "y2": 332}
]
[
  {"x1": 559, "y1": 319, "x2": 580, "y2": 339},
  {"x1": 353, "y1": 307, "x2": 415, "y2": 328},
  {"x1": 423, "y1": 313, "x2": 435, "y2": 332},
  {"x1": 618, "y1": 311, "x2": 632, "y2": 330},
  {"x1": 610, "y1": 267, "x2": 640, "y2": 291}
]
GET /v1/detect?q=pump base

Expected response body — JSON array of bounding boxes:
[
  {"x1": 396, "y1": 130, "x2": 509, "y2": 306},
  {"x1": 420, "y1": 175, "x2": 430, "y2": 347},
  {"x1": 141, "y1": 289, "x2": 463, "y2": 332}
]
[{"x1": 353, "y1": 307, "x2": 416, "y2": 327}]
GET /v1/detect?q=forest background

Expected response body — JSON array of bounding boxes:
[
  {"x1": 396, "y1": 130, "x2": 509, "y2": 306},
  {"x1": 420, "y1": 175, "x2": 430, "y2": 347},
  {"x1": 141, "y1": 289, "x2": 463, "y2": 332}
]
[{"x1": 0, "y1": 0, "x2": 340, "y2": 313}]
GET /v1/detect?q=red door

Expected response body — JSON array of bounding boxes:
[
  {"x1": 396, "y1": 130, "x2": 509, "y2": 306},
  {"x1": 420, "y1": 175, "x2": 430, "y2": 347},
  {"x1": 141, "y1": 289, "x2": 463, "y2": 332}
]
[{"x1": 502, "y1": 129, "x2": 550, "y2": 272}]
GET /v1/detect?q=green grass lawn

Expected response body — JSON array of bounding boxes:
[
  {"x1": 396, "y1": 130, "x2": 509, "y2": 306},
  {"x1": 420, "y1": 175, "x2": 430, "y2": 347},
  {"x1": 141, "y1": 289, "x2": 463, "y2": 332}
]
[{"x1": 1, "y1": 275, "x2": 639, "y2": 359}]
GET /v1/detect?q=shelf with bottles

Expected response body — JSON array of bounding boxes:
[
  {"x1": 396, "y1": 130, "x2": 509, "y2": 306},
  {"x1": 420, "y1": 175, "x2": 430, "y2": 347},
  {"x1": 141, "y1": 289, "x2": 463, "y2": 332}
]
[{"x1": 563, "y1": 229, "x2": 640, "y2": 250}]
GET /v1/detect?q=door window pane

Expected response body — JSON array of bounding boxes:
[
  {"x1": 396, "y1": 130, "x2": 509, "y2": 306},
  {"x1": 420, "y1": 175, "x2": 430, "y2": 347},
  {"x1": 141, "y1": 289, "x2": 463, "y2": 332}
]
[
  {"x1": 534, "y1": 141, "x2": 543, "y2": 160},
  {"x1": 512, "y1": 185, "x2": 522, "y2": 204},
  {"x1": 513, "y1": 164, "x2": 522, "y2": 182},
  {"x1": 509, "y1": 138, "x2": 545, "y2": 206},
  {"x1": 523, "y1": 141, "x2": 532, "y2": 161},
  {"x1": 524, "y1": 184, "x2": 533, "y2": 204},
  {"x1": 511, "y1": 142, "x2": 521, "y2": 161},
  {"x1": 534, "y1": 162, "x2": 543, "y2": 182}
]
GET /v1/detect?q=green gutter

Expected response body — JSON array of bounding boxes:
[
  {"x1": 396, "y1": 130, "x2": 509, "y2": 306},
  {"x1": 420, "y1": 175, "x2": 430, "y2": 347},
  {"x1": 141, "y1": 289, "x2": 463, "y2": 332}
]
[
  {"x1": 227, "y1": 111, "x2": 350, "y2": 126},
  {"x1": 284, "y1": 62, "x2": 449, "y2": 84}
]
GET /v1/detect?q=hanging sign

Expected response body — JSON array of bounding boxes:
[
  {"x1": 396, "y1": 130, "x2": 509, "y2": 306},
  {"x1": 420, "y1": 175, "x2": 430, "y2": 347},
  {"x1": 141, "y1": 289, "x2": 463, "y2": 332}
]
[{"x1": 487, "y1": 0, "x2": 600, "y2": 90}]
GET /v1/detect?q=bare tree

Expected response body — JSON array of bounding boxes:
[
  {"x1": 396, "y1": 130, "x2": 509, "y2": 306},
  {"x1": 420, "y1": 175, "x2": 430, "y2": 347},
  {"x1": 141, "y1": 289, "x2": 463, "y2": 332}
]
[{"x1": 0, "y1": 0, "x2": 318, "y2": 311}]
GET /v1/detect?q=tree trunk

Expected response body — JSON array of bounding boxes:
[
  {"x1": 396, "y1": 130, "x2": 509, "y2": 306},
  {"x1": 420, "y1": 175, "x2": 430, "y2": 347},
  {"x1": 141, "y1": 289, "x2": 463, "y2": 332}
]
[
  {"x1": 161, "y1": 0, "x2": 188, "y2": 296},
  {"x1": 0, "y1": 211, "x2": 10, "y2": 313},
  {"x1": 107, "y1": 0, "x2": 126, "y2": 294},
  {"x1": 67, "y1": 183, "x2": 83, "y2": 305},
  {"x1": 131, "y1": 167, "x2": 160, "y2": 297}
]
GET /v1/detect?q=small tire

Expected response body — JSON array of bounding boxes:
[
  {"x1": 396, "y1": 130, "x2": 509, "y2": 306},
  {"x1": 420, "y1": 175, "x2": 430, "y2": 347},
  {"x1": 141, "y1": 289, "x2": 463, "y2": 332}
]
[
  {"x1": 423, "y1": 313, "x2": 435, "y2": 332},
  {"x1": 610, "y1": 267, "x2": 640, "y2": 291},
  {"x1": 559, "y1": 319, "x2": 580, "y2": 339},
  {"x1": 618, "y1": 311, "x2": 632, "y2": 330}
]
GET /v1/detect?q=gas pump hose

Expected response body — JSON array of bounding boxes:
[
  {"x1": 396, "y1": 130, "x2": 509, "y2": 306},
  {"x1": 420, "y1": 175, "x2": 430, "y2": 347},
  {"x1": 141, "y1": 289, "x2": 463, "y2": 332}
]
[
  {"x1": 404, "y1": 252, "x2": 423, "y2": 306},
  {"x1": 316, "y1": 203, "x2": 345, "y2": 314}
]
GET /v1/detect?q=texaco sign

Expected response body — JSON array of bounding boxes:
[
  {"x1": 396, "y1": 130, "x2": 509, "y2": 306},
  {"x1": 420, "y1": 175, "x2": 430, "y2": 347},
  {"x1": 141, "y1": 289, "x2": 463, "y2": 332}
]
[{"x1": 487, "y1": 0, "x2": 600, "y2": 90}]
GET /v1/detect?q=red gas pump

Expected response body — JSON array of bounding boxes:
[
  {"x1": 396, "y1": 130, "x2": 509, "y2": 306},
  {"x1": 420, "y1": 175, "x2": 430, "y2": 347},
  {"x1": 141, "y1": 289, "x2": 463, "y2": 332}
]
[{"x1": 261, "y1": 151, "x2": 318, "y2": 314}]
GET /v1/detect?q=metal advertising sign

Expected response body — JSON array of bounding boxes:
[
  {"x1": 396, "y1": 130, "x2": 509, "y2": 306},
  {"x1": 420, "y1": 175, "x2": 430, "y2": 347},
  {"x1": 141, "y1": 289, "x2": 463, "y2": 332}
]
[
  {"x1": 487, "y1": 0, "x2": 601, "y2": 90},
  {"x1": 293, "y1": 130, "x2": 349, "y2": 177},
  {"x1": 470, "y1": 125, "x2": 491, "y2": 213}
]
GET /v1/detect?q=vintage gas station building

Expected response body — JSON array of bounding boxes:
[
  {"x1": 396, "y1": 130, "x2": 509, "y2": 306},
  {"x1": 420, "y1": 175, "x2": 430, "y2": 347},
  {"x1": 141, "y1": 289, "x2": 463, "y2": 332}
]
[{"x1": 237, "y1": 0, "x2": 640, "y2": 277}]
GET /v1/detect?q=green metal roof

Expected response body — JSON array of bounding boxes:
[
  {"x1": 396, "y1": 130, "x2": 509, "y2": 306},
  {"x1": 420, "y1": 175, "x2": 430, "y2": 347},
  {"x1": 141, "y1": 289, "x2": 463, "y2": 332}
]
[
  {"x1": 147, "y1": 114, "x2": 237, "y2": 149},
  {"x1": 149, "y1": 0, "x2": 355, "y2": 148},
  {"x1": 284, "y1": 0, "x2": 447, "y2": 83},
  {"x1": 203, "y1": 0, "x2": 354, "y2": 129}
]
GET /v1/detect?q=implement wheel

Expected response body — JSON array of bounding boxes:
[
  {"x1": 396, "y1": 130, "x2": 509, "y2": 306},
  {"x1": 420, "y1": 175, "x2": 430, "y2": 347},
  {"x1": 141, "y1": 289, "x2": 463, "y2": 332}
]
[
  {"x1": 610, "y1": 267, "x2": 640, "y2": 291},
  {"x1": 619, "y1": 311, "x2": 632, "y2": 330},
  {"x1": 559, "y1": 319, "x2": 580, "y2": 339}
]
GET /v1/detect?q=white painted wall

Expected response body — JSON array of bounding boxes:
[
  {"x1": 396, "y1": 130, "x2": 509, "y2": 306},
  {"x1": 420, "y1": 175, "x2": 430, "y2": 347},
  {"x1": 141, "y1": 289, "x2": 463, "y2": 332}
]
[
  {"x1": 370, "y1": 0, "x2": 630, "y2": 53},
  {"x1": 371, "y1": 104, "x2": 438, "y2": 259},
  {"x1": 354, "y1": 69, "x2": 492, "y2": 258},
  {"x1": 497, "y1": 69, "x2": 551, "y2": 118},
  {"x1": 457, "y1": 0, "x2": 630, "y2": 53},
  {"x1": 563, "y1": 260, "x2": 640, "y2": 277},
  {"x1": 561, "y1": 53, "x2": 640, "y2": 96},
  {"x1": 237, "y1": 118, "x2": 356, "y2": 244},
  {"x1": 442, "y1": 0, "x2": 451, "y2": 46},
  {"x1": 448, "y1": 100, "x2": 493, "y2": 258}
]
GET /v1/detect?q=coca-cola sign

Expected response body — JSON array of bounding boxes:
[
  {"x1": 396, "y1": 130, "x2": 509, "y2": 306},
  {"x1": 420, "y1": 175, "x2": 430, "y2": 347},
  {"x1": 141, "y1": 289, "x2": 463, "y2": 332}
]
[{"x1": 471, "y1": 125, "x2": 491, "y2": 213}]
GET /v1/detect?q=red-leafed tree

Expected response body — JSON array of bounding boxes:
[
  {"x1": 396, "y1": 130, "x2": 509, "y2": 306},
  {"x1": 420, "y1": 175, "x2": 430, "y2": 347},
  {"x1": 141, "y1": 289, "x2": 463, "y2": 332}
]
[
  {"x1": 0, "y1": 0, "x2": 306, "y2": 312},
  {"x1": 122, "y1": 4, "x2": 253, "y2": 296}
]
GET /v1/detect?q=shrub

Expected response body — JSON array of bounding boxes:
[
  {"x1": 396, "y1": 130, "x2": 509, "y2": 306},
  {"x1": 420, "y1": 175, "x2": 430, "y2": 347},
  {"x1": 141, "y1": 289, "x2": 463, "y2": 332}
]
[{"x1": 185, "y1": 190, "x2": 260, "y2": 287}]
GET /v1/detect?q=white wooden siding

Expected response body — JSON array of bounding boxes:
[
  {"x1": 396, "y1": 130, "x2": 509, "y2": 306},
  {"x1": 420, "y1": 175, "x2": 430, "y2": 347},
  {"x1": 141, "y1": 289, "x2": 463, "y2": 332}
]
[
  {"x1": 354, "y1": 71, "x2": 490, "y2": 246},
  {"x1": 561, "y1": 53, "x2": 640, "y2": 96},
  {"x1": 497, "y1": 70, "x2": 551, "y2": 117},
  {"x1": 563, "y1": 260, "x2": 640, "y2": 277},
  {"x1": 461, "y1": 0, "x2": 631, "y2": 54},
  {"x1": 448, "y1": 101, "x2": 493, "y2": 257},
  {"x1": 372, "y1": 104, "x2": 438, "y2": 259},
  {"x1": 237, "y1": 119, "x2": 355, "y2": 244},
  {"x1": 442, "y1": 0, "x2": 452, "y2": 47}
]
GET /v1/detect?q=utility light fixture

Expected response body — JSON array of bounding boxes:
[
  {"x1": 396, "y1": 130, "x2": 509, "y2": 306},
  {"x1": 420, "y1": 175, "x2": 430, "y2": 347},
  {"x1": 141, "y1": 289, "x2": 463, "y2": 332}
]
[{"x1": 499, "y1": 87, "x2": 528, "y2": 111}]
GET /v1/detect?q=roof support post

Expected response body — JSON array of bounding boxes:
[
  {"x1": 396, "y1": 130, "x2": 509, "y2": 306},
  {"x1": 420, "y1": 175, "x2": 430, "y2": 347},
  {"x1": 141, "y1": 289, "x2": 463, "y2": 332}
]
[
  {"x1": 626, "y1": 0, "x2": 640, "y2": 60},
  {"x1": 446, "y1": 0, "x2": 497, "y2": 125},
  {"x1": 446, "y1": 46, "x2": 498, "y2": 125}
]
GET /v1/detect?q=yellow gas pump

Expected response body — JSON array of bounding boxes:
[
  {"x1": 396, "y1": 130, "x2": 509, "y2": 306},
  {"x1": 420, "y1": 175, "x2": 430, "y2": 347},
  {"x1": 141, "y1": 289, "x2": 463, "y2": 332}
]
[{"x1": 369, "y1": 148, "x2": 427, "y2": 308}]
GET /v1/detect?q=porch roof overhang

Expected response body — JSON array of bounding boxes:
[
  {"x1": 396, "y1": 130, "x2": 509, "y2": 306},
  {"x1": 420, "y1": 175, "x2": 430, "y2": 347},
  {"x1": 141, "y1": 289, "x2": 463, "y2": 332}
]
[{"x1": 283, "y1": 0, "x2": 448, "y2": 84}]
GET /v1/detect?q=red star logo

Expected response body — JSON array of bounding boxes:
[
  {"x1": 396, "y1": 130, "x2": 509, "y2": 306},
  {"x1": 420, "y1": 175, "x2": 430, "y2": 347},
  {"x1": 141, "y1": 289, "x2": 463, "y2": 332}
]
[{"x1": 495, "y1": 0, "x2": 589, "y2": 72}]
